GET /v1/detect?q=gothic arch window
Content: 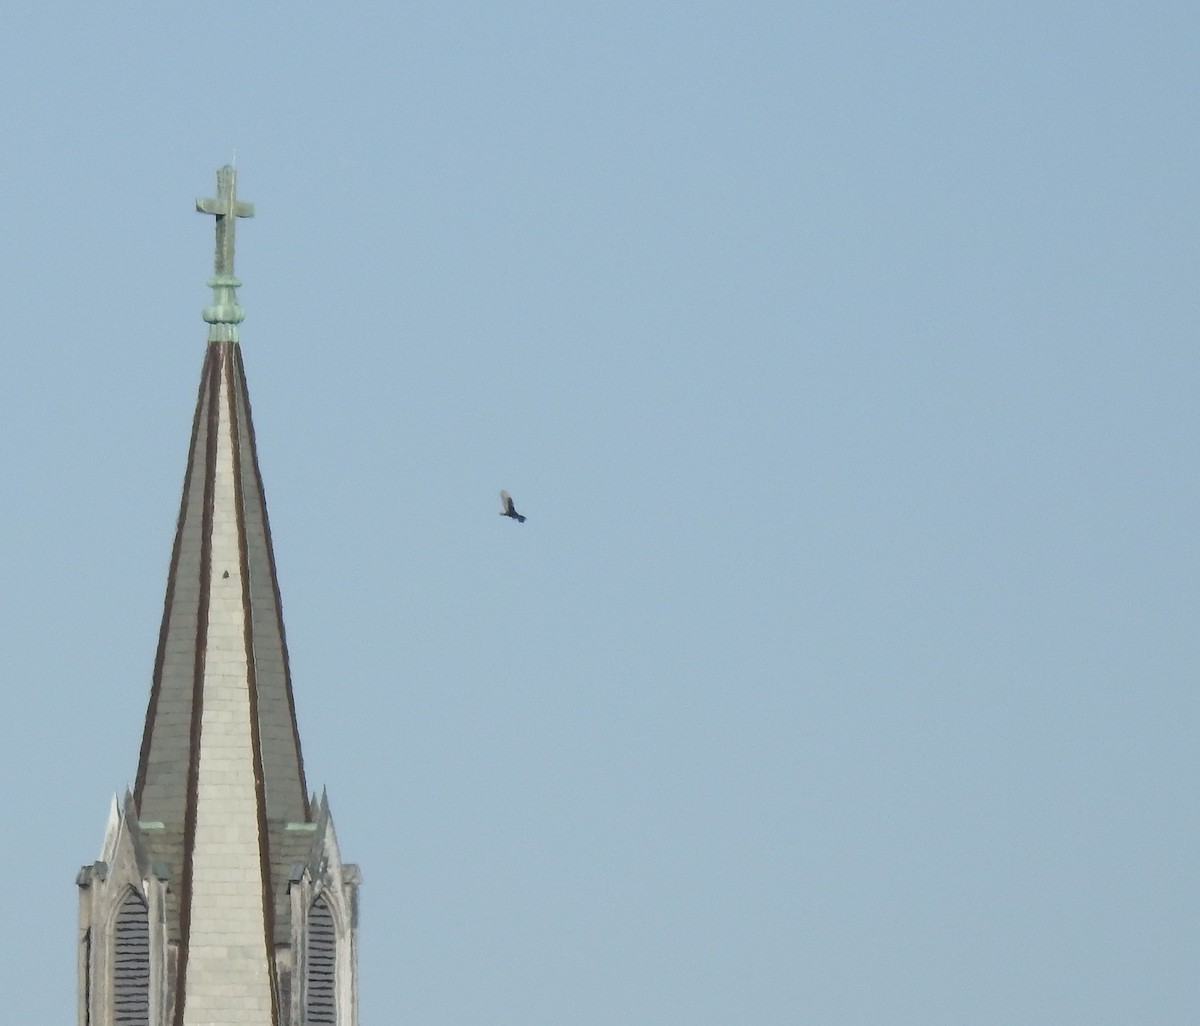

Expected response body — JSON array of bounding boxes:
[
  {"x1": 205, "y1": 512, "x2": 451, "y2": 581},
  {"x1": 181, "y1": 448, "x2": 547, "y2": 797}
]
[
  {"x1": 112, "y1": 888, "x2": 150, "y2": 1026},
  {"x1": 306, "y1": 894, "x2": 337, "y2": 1025}
]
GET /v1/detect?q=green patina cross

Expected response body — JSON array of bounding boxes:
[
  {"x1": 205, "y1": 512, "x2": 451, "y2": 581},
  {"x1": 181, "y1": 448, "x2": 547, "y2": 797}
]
[{"x1": 196, "y1": 165, "x2": 255, "y2": 276}]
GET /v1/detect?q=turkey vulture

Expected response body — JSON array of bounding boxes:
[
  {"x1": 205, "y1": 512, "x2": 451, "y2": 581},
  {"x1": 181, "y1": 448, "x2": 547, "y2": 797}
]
[{"x1": 499, "y1": 490, "x2": 526, "y2": 523}]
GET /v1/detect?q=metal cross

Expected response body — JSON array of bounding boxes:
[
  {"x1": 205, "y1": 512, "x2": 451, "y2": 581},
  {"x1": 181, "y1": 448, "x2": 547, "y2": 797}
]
[{"x1": 196, "y1": 165, "x2": 255, "y2": 277}]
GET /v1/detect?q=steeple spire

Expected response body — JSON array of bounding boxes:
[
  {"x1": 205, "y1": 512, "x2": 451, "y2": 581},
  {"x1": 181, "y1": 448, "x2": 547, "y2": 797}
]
[
  {"x1": 77, "y1": 165, "x2": 360, "y2": 1026},
  {"x1": 196, "y1": 164, "x2": 255, "y2": 342}
]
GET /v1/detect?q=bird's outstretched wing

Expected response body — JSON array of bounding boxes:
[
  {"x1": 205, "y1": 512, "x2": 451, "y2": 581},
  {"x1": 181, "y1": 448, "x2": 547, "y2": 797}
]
[{"x1": 499, "y1": 489, "x2": 526, "y2": 522}]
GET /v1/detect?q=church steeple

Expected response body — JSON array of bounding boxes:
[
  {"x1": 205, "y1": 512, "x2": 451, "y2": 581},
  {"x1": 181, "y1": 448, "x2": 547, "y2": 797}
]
[{"x1": 77, "y1": 167, "x2": 360, "y2": 1026}]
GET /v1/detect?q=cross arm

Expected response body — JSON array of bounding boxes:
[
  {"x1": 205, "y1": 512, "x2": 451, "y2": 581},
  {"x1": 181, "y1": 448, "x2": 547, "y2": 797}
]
[{"x1": 196, "y1": 197, "x2": 255, "y2": 218}]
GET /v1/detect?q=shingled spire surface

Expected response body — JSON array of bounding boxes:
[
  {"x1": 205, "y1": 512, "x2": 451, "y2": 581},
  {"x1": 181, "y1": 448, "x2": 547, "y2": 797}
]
[
  {"x1": 134, "y1": 335, "x2": 310, "y2": 854},
  {"x1": 78, "y1": 166, "x2": 360, "y2": 1026}
]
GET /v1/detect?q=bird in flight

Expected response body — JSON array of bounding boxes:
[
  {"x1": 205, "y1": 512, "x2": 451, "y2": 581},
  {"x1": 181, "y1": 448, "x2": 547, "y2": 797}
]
[{"x1": 499, "y1": 490, "x2": 526, "y2": 523}]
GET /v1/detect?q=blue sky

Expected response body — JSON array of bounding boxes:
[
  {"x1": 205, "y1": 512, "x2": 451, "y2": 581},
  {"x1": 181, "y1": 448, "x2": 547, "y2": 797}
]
[{"x1": 1, "y1": 2, "x2": 1197, "y2": 1023}]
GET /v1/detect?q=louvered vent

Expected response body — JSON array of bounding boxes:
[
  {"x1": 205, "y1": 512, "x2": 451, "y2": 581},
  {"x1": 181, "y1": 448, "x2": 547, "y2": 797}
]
[
  {"x1": 113, "y1": 890, "x2": 150, "y2": 1026},
  {"x1": 306, "y1": 896, "x2": 336, "y2": 1025},
  {"x1": 83, "y1": 929, "x2": 92, "y2": 1026}
]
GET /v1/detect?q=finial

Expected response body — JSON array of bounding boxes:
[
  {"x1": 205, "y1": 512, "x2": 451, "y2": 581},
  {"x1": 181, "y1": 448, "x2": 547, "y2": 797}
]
[{"x1": 196, "y1": 165, "x2": 255, "y2": 342}]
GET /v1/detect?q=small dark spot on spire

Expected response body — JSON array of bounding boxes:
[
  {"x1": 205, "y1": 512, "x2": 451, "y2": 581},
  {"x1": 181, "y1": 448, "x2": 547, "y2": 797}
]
[{"x1": 223, "y1": 570, "x2": 230, "y2": 579}]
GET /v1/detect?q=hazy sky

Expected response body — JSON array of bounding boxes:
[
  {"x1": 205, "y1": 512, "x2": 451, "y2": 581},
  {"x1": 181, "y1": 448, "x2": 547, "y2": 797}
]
[{"x1": 1, "y1": 3, "x2": 1197, "y2": 1023}]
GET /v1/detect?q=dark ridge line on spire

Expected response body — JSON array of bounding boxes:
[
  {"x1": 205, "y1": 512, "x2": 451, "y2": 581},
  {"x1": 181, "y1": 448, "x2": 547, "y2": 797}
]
[
  {"x1": 227, "y1": 344, "x2": 284, "y2": 1026},
  {"x1": 173, "y1": 343, "x2": 222, "y2": 1026},
  {"x1": 135, "y1": 357, "x2": 211, "y2": 806},
  {"x1": 233, "y1": 343, "x2": 311, "y2": 819}
]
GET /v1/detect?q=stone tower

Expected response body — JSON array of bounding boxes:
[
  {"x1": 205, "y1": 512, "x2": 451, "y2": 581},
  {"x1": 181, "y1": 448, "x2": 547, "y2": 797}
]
[{"x1": 76, "y1": 166, "x2": 360, "y2": 1026}]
